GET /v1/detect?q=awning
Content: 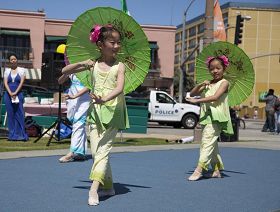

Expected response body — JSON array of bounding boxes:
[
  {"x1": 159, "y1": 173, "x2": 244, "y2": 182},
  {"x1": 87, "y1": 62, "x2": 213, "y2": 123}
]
[
  {"x1": 45, "y1": 36, "x2": 67, "y2": 42},
  {"x1": 0, "y1": 29, "x2": 30, "y2": 36},
  {"x1": 1, "y1": 68, "x2": 41, "y2": 80},
  {"x1": 25, "y1": 68, "x2": 41, "y2": 80}
]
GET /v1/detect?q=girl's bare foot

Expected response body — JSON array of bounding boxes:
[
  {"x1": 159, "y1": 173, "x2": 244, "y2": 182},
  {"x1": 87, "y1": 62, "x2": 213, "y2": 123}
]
[
  {"x1": 188, "y1": 170, "x2": 203, "y2": 181},
  {"x1": 211, "y1": 170, "x2": 222, "y2": 178},
  {"x1": 59, "y1": 152, "x2": 74, "y2": 163},
  {"x1": 88, "y1": 189, "x2": 99, "y2": 206}
]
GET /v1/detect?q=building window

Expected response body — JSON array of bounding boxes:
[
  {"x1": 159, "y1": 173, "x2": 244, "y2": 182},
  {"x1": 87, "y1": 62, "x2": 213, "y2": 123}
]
[
  {"x1": 198, "y1": 23, "x2": 204, "y2": 34},
  {"x1": 175, "y1": 44, "x2": 181, "y2": 53},
  {"x1": 188, "y1": 62, "x2": 195, "y2": 73},
  {"x1": 188, "y1": 52, "x2": 195, "y2": 60},
  {"x1": 188, "y1": 38, "x2": 196, "y2": 49},
  {"x1": 177, "y1": 30, "x2": 187, "y2": 43},
  {"x1": 189, "y1": 26, "x2": 196, "y2": 37},
  {"x1": 149, "y1": 42, "x2": 159, "y2": 70},
  {"x1": 223, "y1": 12, "x2": 228, "y2": 28},
  {"x1": 175, "y1": 55, "x2": 180, "y2": 64},
  {"x1": 0, "y1": 28, "x2": 31, "y2": 60},
  {"x1": 175, "y1": 33, "x2": 181, "y2": 42}
]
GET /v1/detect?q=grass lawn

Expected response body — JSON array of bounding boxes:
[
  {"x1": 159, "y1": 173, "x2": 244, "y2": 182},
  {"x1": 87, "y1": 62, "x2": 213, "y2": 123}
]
[{"x1": 0, "y1": 137, "x2": 169, "y2": 152}]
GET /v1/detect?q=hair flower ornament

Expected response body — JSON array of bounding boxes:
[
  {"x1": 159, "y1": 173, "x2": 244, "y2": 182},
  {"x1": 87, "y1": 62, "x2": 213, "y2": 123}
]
[
  {"x1": 89, "y1": 25, "x2": 102, "y2": 43},
  {"x1": 205, "y1": 55, "x2": 229, "y2": 68},
  {"x1": 206, "y1": 56, "x2": 215, "y2": 66},
  {"x1": 218, "y1": 55, "x2": 229, "y2": 67}
]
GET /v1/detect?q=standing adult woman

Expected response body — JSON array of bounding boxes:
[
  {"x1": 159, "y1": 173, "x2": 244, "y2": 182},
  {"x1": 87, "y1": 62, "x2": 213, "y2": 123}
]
[{"x1": 4, "y1": 54, "x2": 28, "y2": 141}]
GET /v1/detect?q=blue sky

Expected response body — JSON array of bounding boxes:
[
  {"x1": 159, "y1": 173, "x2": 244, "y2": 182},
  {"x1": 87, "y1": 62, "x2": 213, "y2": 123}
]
[{"x1": 0, "y1": 0, "x2": 279, "y2": 26}]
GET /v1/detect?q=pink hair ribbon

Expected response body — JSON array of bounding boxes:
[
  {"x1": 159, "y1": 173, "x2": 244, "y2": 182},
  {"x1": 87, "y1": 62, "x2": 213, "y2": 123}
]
[
  {"x1": 206, "y1": 55, "x2": 229, "y2": 67},
  {"x1": 89, "y1": 25, "x2": 102, "y2": 43}
]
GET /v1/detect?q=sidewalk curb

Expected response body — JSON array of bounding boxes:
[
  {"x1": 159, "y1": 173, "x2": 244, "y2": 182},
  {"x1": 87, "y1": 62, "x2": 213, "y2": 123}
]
[{"x1": 1, "y1": 139, "x2": 279, "y2": 160}]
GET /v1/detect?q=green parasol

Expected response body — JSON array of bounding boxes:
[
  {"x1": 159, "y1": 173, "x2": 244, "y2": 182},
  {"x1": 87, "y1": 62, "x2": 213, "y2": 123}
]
[
  {"x1": 66, "y1": 7, "x2": 151, "y2": 94},
  {"x1": 195, "y1": 41, "x2": 255, "y2": 106}
]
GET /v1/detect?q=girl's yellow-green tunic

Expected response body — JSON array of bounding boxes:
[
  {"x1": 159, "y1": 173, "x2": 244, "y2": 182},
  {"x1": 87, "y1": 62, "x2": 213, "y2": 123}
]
[
  {"x1": 87, "y1": 61, "x2": 129, "y2": 188},
  {"x1": 87, "y1": 61, "x2": 130, "y2": 133},
  {"x1": 199, "y1": 78, "x2": 233, "y2": 135},
  {"x1": 197, "y1": 78, "x2": 233, "y2": 171}
]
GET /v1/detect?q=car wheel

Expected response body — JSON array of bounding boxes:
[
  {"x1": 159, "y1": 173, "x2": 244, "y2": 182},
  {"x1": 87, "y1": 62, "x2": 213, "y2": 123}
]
[{"x1": 182, "y1": 114, "x2": 198, "y2": 129}]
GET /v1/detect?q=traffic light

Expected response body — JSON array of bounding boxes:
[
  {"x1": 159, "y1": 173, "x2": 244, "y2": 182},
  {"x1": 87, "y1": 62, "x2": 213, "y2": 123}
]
[{"x1": 234, "y1": 15, "x2": 244, "y2": 45}]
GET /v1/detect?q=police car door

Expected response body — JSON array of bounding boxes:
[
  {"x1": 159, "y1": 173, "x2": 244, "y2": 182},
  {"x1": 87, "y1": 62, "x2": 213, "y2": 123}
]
[{"x1": 152, "y1": 92, "x2": 180, "y2": 121}]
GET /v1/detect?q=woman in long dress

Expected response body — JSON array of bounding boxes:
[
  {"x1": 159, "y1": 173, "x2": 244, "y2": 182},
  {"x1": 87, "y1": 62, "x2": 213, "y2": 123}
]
[{"x1": 3, "y1": 54, "x2": 28, "y2": 141}]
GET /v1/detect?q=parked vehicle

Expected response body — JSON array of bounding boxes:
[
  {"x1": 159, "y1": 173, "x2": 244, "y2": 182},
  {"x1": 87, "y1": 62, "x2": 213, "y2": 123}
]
[
  {"x1": 148, "y1": 90, "x2": 200, "y2": 129},
  {"x1": 127, "y1": 90, "x2": 200, "y2": 129}
]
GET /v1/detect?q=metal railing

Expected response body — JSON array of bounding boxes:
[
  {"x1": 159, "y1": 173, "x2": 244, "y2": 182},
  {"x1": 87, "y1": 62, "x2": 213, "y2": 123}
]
[{"x1": 0, "y1": 46, "x2": 32, "y2": 61}]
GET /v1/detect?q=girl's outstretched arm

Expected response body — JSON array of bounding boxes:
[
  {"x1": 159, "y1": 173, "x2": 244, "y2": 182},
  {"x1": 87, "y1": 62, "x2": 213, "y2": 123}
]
[
  {"x1": 58, "y1": 74, "x2": 69, "y2": 85},
  {"x1": 90, "y1": 62, "x2": 125, "y2": 104},
  {"x1": 62, "y1": 59, "x2": 95, "y2": 75},
  {"x1": 189, "y1": 80, "x2": 210, "y2": 96},
  {"x1": 187, "y1": 80, "x2": 229, "y2": 104},
  {"x1": 65, "y1": 87, "x2": 90, "y2": 99}
]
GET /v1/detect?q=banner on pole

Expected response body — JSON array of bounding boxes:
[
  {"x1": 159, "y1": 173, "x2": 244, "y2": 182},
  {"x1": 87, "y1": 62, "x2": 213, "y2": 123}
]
[
  {"x1": 121, "y1": 0, "x2": 131, "y2": 15},
  {"x1": 213, "y1": 0, "x2": 226, "y2": 41}
]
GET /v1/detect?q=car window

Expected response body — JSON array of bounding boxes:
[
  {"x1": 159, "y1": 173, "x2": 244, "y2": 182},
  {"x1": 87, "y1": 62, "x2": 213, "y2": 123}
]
[{"x1": 156, "y1": 93, "x2": 174, "y2": 104}]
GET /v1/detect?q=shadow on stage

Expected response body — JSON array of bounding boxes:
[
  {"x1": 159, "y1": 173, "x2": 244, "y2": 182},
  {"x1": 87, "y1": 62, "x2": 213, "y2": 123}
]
[
  {"x1": 186, "y1": 168, "x2": 246, "y2": 179},
  {"x1": 73, "y1": 181, "x2": 151, "y2": 200}
]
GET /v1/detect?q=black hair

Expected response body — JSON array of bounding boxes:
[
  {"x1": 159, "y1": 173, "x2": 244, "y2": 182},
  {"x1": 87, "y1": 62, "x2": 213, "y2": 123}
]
[
  {"x1": 7, "y1": 53, "x2": 18, "y2": 60},
  {"x1": 207, "y1": 57, "x2": 226, "y2": 69},
  {"x1": 267, "y1": 89, "x2": 274, "y2": 95},
  {"x1": 91, "y1": 25, "x2": 122, "y2": 43},
  {"x1": 208, "y1": 57, "x2": 227, "y2": 70}
]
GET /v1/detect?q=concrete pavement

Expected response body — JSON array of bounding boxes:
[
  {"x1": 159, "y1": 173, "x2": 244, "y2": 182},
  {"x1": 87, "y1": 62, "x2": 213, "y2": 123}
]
[
  {"x1": 0, "y1": 119, "x2": 279, "y2": 212},
  {"x1": 0, "y1": 119, "x2": 279, "y2": 159},
  {"x1": 1, "y1": 146, "x2": 280, "y2": 212}
]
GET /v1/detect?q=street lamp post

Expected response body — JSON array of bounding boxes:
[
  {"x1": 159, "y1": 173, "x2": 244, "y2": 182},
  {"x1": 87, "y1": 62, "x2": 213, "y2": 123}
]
[
  {"x1": 179, "y1": 0, "x2": 196, "y2": 103},
  {"x1": 204, "y1": 0, "x2": 214, "y2": 46}
]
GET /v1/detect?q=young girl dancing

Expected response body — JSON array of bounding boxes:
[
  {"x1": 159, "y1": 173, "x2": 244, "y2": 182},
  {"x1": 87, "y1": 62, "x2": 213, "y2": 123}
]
[
  {"x1": 62, "y1": 24, "x2": 129, "y2": 205},
  {"x1": 186, "y1": 55, "x2": 233, "y2": 181},
  {"x1": 58, "y1": 74, "x2": 90, "y2": 162}
]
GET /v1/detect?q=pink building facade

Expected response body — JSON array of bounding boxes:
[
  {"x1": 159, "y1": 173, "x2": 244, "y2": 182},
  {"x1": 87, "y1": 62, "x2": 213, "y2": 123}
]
[{"x1": 0, "y1": 9, "x2": 176, "y2": 94}]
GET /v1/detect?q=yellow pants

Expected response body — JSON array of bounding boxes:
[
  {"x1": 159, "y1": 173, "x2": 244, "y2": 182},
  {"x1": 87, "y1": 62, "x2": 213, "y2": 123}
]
[
  {"x1": 198, "y1": 123, "x2": 224, "y2": 171},
  {"x1": 89, "y1": 125, "x2": 118, "y2": 189}
]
